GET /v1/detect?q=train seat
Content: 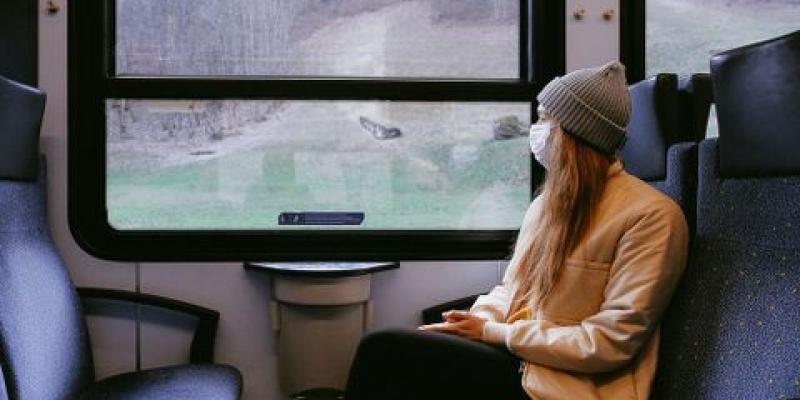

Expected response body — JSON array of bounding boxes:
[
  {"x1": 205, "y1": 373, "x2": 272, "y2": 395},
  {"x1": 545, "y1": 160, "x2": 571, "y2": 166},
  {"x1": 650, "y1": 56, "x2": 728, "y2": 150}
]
[
  {"x1": 0, "y1": 76, "x2": 243, "y2": 400},
  {"x1": 651, "y1": 30, "x2": 800, "y2": 400}
]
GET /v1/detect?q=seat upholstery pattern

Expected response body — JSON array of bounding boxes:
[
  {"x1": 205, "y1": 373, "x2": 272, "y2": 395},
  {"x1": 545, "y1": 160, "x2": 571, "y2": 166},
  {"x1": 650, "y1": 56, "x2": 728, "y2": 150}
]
[
  {"x1": 0, "y1": 366, "x2": 8, "y2": 400},
  {"x1": 648, "y1": 141, "x2": 698, "y2": 235},
  {"x1": 78, "y1": 364, "x2": 242, "y2": 400},
  {"x1": 651, "y1": 139, "x2": 800, "y2": 400},
  {"x1": 0, "y1": 160, "x2": 95, "y2": 400}
]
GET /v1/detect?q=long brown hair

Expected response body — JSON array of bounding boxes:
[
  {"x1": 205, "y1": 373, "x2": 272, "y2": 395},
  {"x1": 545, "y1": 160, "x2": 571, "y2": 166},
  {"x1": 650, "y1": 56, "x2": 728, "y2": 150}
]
[{"x1": 509, "y1": 125, "x2": 614, "y2": 313}]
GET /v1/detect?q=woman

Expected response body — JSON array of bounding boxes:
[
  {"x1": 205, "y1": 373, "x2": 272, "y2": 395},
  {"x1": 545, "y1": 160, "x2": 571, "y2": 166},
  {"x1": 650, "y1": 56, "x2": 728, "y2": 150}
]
[{"x1": 344, "y1": 61, "x2": 688, "y2": 400}]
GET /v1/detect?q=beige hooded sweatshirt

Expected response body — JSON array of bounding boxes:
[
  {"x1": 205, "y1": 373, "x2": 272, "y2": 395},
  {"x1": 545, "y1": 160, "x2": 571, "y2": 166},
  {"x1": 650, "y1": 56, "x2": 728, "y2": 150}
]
[{"x1": 471, "y1": 160, "x2": 689, "y2": 400}]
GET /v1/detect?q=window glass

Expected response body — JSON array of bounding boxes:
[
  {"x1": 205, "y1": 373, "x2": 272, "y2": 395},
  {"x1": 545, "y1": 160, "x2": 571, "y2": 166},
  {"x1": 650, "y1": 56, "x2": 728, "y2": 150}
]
[
  {"x1": 647, "y1": 0, "x2": 799, "y2": 75},
  {"x1": 646, "y1": 0, "x2": 799, "y2": 138},
  {"x1": 107, "y1": 100, "x2": 531, "y2": 230},
  {"x1": 116, "y1": 0, "x2": 520, "y2": 79}
]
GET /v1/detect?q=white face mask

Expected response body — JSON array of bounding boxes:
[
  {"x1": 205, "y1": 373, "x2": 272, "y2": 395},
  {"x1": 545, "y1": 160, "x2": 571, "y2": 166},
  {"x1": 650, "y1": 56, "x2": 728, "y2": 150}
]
[{"x1": 529, "y1": 121, "x2": 556, "y2": 169}]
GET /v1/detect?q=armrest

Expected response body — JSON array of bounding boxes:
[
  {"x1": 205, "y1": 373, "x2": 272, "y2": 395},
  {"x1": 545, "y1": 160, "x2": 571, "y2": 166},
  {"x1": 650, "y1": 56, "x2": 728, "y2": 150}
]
[
  {"x1": 77, "y1": 287, "x2": 219, "y2": 364},
  {"x1": 421, "y1": 293, "x2": 485, "y2": 325}
]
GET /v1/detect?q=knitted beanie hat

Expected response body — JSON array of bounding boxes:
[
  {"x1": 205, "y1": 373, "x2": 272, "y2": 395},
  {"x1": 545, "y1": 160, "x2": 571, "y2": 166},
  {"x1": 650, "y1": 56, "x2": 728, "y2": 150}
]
[{"x1": 536, "y1": 61, "x2": 631, "y2": 154}]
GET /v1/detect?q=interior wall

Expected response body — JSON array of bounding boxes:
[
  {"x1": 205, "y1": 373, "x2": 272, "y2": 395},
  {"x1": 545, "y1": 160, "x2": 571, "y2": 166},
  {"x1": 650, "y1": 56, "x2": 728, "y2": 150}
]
[
  {"x1": 37, "y1": 1, "x2": 621, "y2": 399},
  {"x1": 566, "y1": 0, "x2": 621, "y2": 72},
  {"x1": 38, "y1": 0, "x2": 139, "y2": 381}
]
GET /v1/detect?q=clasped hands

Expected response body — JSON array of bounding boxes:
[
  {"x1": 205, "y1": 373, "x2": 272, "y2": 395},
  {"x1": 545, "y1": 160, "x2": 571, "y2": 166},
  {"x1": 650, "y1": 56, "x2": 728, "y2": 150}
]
[{"x1": 417, "y1": 310, "x2": 486, "y2": 341}]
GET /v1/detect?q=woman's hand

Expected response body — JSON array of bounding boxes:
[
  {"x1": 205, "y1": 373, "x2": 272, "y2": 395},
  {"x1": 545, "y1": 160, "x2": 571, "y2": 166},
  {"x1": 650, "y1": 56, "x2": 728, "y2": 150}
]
[{"x1": 417, "y1": 310, "x2": 486, "y2": 341}]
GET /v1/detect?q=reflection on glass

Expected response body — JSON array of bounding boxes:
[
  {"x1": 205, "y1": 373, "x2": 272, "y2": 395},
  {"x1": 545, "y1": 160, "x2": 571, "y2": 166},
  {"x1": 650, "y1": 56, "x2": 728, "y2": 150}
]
[
  {"x1": 706, "y1": 105, "x2": 720, "y2": 139},
  {"x1": 646, "y1": 0, "x2": 800, "y2": 138},
  {"x1": 116, "y1": 0, "x2": 519, "y2": 79},
  {"x1": 107, "y1": 100, "x2": 531, "y2": 230}
]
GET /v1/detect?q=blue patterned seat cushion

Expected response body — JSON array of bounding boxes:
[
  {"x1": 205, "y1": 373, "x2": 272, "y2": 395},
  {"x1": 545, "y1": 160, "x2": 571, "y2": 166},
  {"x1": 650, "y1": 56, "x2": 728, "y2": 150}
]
[
  {"x1": 78, "y1": 364, "x2": 241, "y2": 400},
  {"x1": 1, "y1": 159, "x2": 242, "y2": 398},
  {"x1": 649, "y1": 141, "x2": 697, "y2": 235},
  {"x1": 0, "y1": 159, "x2": 95, "y2": 399},
  {"x1": 652, "y1": 139, "x2": 800, "y2": 400}
]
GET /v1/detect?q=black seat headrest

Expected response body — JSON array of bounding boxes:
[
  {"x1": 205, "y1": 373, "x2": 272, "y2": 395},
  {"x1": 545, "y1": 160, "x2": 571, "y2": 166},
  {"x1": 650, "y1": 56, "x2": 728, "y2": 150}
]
[
  {"x1": 0, "y1": 75, "x2": 46, "y2": 181},
  {"x1": 677, "y1": 73, "x2": 713, "y2": 144},
  {"x1": 620, "y1": 73, "x2": 680, "y2": 181},
  {"x1": 711, "y1": 30, "x2": 800, "y2": 178}
]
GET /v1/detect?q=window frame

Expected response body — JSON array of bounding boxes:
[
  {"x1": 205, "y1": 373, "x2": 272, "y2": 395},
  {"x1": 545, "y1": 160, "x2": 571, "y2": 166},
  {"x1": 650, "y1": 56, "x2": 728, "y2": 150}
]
[
  {"x1": 68, "y1": 0, "x2": 566, "y2": 262},
  {"x1": 620, "y1": 0, "x2": 646, "y2": 84}
]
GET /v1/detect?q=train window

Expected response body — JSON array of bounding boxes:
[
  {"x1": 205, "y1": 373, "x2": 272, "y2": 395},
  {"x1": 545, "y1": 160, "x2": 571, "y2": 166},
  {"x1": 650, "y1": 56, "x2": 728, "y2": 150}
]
[
  {"x1": 645, "y1": 0, "x2": 800, "y2": 137},
  {"x1": 115, "y1": 0, "x2": 520, "y2": 79},
  {"x1": 70, "y1": 1, "x2": 564, "y2": 261}
]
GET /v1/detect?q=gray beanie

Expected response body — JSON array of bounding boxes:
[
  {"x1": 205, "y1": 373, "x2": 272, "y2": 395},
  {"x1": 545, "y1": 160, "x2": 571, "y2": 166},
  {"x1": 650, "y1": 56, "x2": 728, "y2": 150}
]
[{"x1": 536, "y1": 61, "x2": 631, "y2": 154}]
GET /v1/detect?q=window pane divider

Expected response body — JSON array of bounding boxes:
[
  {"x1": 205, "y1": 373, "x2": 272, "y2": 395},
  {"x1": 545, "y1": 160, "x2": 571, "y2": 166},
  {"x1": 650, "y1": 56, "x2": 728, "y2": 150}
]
[{"x1": 103, "y1": 78, "x2": 538, "y2": 102}]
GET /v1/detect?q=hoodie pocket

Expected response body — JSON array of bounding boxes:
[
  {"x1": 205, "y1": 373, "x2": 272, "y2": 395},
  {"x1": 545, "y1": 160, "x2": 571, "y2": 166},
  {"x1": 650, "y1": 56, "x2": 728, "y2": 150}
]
[{"x1": 541, "y1": 258, "x2": 611, "y2": 321}]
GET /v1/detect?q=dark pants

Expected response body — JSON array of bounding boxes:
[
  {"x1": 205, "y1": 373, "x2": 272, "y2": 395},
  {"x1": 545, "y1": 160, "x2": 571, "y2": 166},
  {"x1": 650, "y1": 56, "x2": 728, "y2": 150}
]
[{"x1": 345, "y1": 328, "x2": 530, "y2": 400}]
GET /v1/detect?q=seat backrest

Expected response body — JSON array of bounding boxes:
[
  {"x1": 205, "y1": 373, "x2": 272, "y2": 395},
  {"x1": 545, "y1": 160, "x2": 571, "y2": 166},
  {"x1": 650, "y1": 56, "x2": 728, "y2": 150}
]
[
  {"x1": 715, "y1": 30, "x2": 800, "y2": 178},
  {"x1": 621, "y1": 73, "x2": 680, "y2": 182},
  {"x1": 621, "y1": 73, "x2": 700, "y2": 230},
  {"x1": 676, "y1": 73, "x2": 713, "y2": 144},
  {"x1": 651, "y1": 30, "x2": 800, "y2": 400},
  {"x1": 0, "y1": 77, "x2": 94, "y2": 399}
]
